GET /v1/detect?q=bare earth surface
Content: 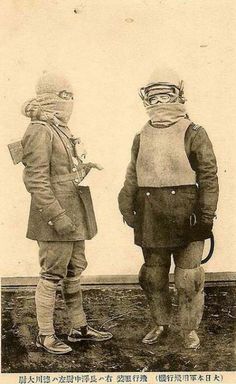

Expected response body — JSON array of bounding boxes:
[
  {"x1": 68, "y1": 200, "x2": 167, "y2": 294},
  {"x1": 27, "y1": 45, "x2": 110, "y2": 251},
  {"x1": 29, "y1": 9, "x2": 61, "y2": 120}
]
[{"x1": 1, "y1": 285, "x2": 236, "y2": 373}]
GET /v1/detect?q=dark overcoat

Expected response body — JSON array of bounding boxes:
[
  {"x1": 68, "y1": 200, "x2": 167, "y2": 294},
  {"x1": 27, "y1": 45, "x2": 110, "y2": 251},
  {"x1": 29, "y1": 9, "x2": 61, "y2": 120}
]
[
  {"x1": 118, "y1": 122, "x2": 219, "y2": 248},
  {"x1": 21, "y1": 121, "x2": 97, "y2": 241}
]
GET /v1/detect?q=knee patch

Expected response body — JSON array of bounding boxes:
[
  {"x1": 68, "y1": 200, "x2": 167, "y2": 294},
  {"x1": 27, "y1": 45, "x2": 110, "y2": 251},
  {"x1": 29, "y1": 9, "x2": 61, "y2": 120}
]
[
  {"x1": 36, "y1": 277, "x2": 59, "y2": 295},
  {"x1": 174, "y1": 266, "x2": 205, "y2": 296},
  {"x1": 78, "y1": 259, "x2": 88, "y2": 273},
  {"x1": 62, "y1": 277, "x2": 81, "y2": 295},
  {"x1": 139, "y1": 264, "x2": 169, "y2": 293},
  {"x1": 67, "y1": 259, "x2": 88, "y2": 279}
]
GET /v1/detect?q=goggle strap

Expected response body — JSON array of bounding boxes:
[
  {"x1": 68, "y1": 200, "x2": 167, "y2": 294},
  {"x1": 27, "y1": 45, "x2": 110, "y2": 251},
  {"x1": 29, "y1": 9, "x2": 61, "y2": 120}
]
[{"x1": 139, "y1": 82, "x2": 183, "y2": 100}]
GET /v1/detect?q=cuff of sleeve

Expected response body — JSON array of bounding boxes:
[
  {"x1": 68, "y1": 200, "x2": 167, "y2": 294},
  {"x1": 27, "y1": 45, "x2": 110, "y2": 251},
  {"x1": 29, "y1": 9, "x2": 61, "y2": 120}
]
[
  {"x1": 40, "y1": 200, "x2": 65, "y2": 222},
  {"x1": 200, "y1": 216, "x2": 215, "y2": 225}
]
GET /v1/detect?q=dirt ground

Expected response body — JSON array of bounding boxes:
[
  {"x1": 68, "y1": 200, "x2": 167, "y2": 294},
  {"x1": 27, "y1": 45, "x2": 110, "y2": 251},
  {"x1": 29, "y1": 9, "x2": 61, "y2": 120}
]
[{"x1": 1, "y1": 285, "x2": 236, "y2": 373}]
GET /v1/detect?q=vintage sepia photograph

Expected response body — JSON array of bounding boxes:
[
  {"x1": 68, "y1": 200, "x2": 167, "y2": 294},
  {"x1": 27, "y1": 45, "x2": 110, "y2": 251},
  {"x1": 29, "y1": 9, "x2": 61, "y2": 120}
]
[{"x1": 1, "y1": 1, "x2": 235, "y2": 383}]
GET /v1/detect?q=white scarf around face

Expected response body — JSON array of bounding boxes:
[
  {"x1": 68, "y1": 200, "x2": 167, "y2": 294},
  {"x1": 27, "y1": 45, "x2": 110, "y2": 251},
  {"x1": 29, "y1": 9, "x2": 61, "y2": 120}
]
[
  {"x1": 146, "y1": 102, "x2": 187, "y2": 128},
  {"x1": 22, "y1": 93, "x2": 73, "y2": 126}
]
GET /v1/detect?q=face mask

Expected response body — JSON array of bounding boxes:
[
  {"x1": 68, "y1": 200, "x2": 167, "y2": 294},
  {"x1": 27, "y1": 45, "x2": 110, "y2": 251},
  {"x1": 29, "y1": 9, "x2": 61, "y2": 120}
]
[
  {"x1": 146, "y1": 102, "x2": 187, "y2": 128},
  {"x1": 53, "y1": 98, "x2": 74, "y2": 124},
  {"x1": 22, "y1": 93, "x2": 73, "y2": 125}
]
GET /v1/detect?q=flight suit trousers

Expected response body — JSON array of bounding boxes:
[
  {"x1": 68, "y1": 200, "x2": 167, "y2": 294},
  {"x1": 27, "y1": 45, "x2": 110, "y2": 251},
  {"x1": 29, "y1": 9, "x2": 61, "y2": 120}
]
[
  {"x1": 139, "y1": 241, "x2": 205, "y2": 331},
  {"x1": 35, "y1": 240, "x2": 88, "y2": 335}
]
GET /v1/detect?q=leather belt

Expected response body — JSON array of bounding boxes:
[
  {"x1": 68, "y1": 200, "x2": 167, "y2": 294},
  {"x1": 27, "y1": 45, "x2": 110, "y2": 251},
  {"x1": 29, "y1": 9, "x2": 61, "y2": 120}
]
[{"x1": 50, "y1": 173, "x2": 78, "y2": 183}]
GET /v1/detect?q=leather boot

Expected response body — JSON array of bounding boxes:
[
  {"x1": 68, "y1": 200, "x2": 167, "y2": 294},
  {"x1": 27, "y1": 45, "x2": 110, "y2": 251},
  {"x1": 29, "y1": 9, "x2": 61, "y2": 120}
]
[
  {"x1": 36, "y1": 334, "x2": 72, "y2": 354},
  {"x1": 142, "y1": 325, "x2": 169, "y2": 345},
  {"x1": 182, "y1": 330, "x2": 200, "y2": 349},
  {"x1": 68, "y1": 325, "x2": 113, "y2": 342}
]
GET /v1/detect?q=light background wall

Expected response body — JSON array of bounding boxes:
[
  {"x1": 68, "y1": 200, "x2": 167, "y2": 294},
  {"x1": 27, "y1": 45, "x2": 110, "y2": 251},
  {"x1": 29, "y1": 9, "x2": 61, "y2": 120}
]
[{"x1": 0, "y1": 0, "x2": 236, "y2": 277}]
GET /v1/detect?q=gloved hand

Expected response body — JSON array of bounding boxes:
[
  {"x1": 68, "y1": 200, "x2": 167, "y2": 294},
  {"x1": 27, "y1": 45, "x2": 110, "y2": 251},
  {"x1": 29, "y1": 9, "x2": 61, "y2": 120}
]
[
  {"x1": 52, "y1": 213, "x2": 76, "y2": 235},
  {"x1": 189, "y1": 220, "x2": 213, "y2": 241},
  {"x1": 123, "y1": 211, "x2": 136, "y2": 228}
]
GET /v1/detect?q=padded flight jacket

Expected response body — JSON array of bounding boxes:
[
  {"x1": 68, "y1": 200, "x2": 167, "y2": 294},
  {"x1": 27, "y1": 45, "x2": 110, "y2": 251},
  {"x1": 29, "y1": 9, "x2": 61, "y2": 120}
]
[
  {"x1": 22, "y1": 121, "x2": 97, "y2": 241},
  {"x1": 118, "y1": 122, "x2": 219, "y2": 248}
]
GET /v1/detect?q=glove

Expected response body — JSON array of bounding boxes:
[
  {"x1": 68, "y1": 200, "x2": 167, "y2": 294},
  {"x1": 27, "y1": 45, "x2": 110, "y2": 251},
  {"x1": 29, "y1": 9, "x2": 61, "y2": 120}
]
[
  {"x1": 189, "y1": 220, "x2": 213, "y2": 241},
  {"x1": 52, "y1": 213, "x2": 76, "y2": 235},
  {"x1": 85, "y1": 162, "x2": 104, "y2": 171},
  {"x1": 123, "y1": 211, "x2": 136, "y2": 228}
]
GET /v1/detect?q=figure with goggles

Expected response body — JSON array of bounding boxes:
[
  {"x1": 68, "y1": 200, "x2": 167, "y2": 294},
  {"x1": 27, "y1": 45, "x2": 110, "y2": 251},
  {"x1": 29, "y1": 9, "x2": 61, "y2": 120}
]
[
  {"x1": 118, "y1": 68, "x2": 219, "y2": 349},
  {"x1": 21, "y1": 72, "x2": 113, "y2": 354}
]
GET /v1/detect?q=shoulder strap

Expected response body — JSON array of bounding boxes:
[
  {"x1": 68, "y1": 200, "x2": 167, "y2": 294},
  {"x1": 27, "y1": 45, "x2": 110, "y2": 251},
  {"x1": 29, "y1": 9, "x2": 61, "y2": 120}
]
[{"x1": 189, "y1": 122, "x2": 201, "y2": 131}]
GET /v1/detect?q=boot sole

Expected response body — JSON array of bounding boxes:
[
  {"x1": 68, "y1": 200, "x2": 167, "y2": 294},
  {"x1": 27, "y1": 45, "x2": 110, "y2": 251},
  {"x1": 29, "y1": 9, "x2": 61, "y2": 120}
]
[
  {"x1": 184, "y1": 342, "x2": 200, "y2": 350},
  {"x1": 36, "y1": 341, "x2": 72, "y2": 354},
  {"x1": 142, "y1": 335, "x2": 167, "y2": 345},
  {"x1": 142, "y1": 331, "x2": 168, "y2": 345},
  {"x1": 68, "y1": 335, "x2": 113, "y2": 343},
  {"x1": 142, "y1": 339, "x2": 159, "y2": 345}
]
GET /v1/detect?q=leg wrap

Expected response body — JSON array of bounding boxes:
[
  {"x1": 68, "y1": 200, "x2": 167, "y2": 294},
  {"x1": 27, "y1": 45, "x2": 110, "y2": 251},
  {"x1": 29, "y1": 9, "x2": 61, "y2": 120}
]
[
  {"x1": 174, "y1": 266, "x2": 205, "y2": 330},
  {"x1": 139, "y1": 264, "x2": 171, "y2": 325},
  {"x1": 139, "y1": 264, "x2": 170, "y2": 293},
  {"x1": 61, "y1": 277, "x2": 87, "y2": 329},
  {"x1": 35, "y1": 278, "x2": 58, "y2": 335}
]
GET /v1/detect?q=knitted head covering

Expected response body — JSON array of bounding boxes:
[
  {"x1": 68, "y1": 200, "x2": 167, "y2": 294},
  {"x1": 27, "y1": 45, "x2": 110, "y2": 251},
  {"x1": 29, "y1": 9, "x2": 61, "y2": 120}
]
[
  {"x1": 35, "y1": 72, "x2": 73, "y2": 95},
  {"x1": 22, "y1": 72, "x2": 74, "y2": 126}
]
